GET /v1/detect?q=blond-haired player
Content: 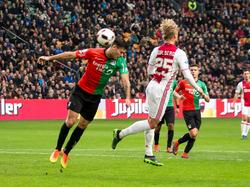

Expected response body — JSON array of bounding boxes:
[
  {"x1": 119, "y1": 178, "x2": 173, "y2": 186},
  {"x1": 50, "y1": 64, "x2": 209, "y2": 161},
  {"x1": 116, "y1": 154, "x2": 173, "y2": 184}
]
[
  {"x1": 232, "y1": 69, "x2": 250, "y2": 140},
  {"x1": 112, "y1": 19, "x2": 205, "y2": 166}
]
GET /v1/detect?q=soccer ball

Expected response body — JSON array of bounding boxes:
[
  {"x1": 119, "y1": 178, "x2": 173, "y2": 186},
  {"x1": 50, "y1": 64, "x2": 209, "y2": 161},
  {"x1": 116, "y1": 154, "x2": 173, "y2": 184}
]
[{"x1": 96, "y1": 28, "x2": 115, "y2": 47}]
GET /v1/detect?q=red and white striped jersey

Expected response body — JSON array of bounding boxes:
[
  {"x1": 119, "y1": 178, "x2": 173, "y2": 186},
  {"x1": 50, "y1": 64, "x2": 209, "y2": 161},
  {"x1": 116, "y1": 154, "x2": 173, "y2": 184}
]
[
  {"x1": 148, "y1": 43, "x2": 186, "y2": 82},
  {"x1": 236, "y1": 80, "x2": 250, "y2": 106},
  {"x1": 148, "y1": 43, "x2": 199, "y2": 90}
]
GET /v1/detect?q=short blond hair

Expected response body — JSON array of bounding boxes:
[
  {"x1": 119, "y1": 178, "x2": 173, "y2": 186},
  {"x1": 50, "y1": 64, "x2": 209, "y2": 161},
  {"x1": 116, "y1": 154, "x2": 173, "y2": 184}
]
[{"x1": 160, "y1": 19, "x2": 179, "y2": 40}]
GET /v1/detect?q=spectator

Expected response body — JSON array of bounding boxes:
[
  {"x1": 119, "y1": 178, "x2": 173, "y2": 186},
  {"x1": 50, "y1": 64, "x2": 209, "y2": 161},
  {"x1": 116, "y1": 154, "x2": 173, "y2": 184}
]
[{"x1": 0, "y1": 0, "x2": 249, "y2": 99}]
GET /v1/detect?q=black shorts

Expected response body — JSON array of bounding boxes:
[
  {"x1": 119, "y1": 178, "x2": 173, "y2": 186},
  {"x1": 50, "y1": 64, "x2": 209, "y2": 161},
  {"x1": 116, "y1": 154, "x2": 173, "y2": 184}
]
[
  {"x1": 67, "y1": 85, "x2": 101, "y2": 121},
  {"x1": 159, "y1": 106, "x2": 175, "y2": 125},
  {"x1": 183, "y1": 110, "x2": 201, "y2": 130}
]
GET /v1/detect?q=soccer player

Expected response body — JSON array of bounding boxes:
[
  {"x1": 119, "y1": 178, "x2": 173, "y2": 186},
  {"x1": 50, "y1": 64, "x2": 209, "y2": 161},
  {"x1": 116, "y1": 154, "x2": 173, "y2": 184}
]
[
  {"x1": 172, "y1": 64, "x2": 210, "y2": 159},
  {"x1": 38, "y1": 38, "x2": 131, "y2": 169},
  {"x1": 112, "y1": 19, "x2": 206, "y2": 166},
  {"x1": 232, "y1": 68, "x2": 250, "y2": 140},
  {"x1": 154, "y1": 80, "x2": 179, "y2": 153}
]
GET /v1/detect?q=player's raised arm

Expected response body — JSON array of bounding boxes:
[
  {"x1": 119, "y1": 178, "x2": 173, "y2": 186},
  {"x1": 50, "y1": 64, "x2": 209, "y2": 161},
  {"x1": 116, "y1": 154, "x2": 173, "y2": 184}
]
[
  {"x1": 38, "y1": 51, "x2": 77, "y2": 65},
  {"x1": 175, "y1": 49, "x2": 204, "y2": 96}
]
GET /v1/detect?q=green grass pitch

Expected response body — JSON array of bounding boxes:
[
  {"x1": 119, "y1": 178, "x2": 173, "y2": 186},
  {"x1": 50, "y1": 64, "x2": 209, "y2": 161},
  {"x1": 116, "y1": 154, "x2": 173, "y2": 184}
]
[{"x1": 0, "y1": 118, "x2": 249, "y2": 187}]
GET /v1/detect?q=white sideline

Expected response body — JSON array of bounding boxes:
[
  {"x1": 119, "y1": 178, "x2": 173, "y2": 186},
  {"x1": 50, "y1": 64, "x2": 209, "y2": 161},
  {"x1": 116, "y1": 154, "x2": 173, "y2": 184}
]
[
  {"x1": 0, "y1": 148, "x2": 250, "y2": 161},
  {"x1": 0, "y1": 148, "x2": 250, "y2": 153}
]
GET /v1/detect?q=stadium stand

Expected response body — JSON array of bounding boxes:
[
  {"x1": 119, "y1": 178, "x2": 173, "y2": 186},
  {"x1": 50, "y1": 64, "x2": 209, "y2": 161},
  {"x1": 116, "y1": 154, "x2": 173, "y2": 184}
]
[{"x1": 0, "y1": 0, "x2": 249, "y2": 99}]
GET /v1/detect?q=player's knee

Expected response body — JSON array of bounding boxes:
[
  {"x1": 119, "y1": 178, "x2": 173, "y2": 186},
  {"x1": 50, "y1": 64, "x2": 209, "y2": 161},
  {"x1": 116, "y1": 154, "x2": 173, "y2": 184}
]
[
  {"x1": 189, "y1": 129, "x2": 198, "y2": 138},
  {"x1": 148, "y1": 118, "x2": 158, "y2": 129},
  {"x1": 168, "y1": 124, "x2": 174, "y2": 130},
  {"x1": 77, "y1": 117, "x2": 90, "y2": 129},
  {"x1": 78, "y1": 124, "x2": 88, "y2": 129},
  {"x1": 78, "y1": 121, "x2": 89, "y2": 129},
  {"x1": 148, "y1": 121, "x2": 156, "y2": 129},
  {"x1": 66, "y1": 118, "x2": 78, "y2": 127}
]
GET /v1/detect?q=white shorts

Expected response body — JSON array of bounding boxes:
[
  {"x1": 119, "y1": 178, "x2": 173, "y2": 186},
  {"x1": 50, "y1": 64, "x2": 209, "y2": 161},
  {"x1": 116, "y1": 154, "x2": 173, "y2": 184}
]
[
  {"x1": 242, "y1": 106, "x2": 250, "y2": 117},
  {"x1": 145, "y1": 79, "x2": 173, "y2": 121}
]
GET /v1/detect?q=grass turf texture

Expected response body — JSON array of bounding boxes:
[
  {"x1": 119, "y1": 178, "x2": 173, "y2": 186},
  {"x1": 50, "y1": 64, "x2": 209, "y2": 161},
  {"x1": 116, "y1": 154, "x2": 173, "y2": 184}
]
[{"x1": 0, "y1": 118, "x2": 249, "y2": 187}]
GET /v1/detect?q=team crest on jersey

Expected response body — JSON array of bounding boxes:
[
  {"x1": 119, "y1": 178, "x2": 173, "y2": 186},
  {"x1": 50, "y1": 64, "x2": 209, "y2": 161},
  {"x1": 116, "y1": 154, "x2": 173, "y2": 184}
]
[
  {"x1": 193, "y1": 90, "x2": 200, "y2": 96},
  {"x1": 103, "y1": 65, "x2": 114, "y2": 75},
  {"x1": 110, "y1": 60, "x2": 116, "y2": 66}
]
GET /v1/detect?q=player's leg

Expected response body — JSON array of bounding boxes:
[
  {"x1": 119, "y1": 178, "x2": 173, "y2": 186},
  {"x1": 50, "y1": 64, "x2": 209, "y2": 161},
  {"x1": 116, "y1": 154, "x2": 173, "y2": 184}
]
[
  {"x1": 241, "y1": 107, "x2": 248, "y2": 139},
  {"x1": 61, "y1": 116, "x2": 91, "y2": 168},
  {"x1": 112, "y1": 116, "x2": 163, "y2": 165},
  {"x1": 245, "y1": 108, "x2": 250, "y2": 139},
  {"x1": 182, "y1": 110, "x2": 201, "y2": 158},
  {"x1": 167, "y1": 123, "x2": 174, "y2": 153},
  {"x1": 142, "y1": 80, "x2": 170, "y2": 166},
  {"x1": 154, "y1": 108, "x2": 167, "y2": 152},
  {"x1": 246, "y1": 122, "x2": 250, "y2": 138},
  {"x1": 145, "y1": 128, "x2": 155, "y2": 156},
  {"x1": 166, "y1": 107, "x2": 175, "y2": 153},
  {"x1": 112, "y1": 118, "x2": 155, "y2": 149},
  {"x1": 61, "y1": 89, "x2": 101, "y2": 168},
  {"x1": 241, "y1": 119, "x2": 248, "y2": 140},
  {"x1": 55, "y1": 86, "x2": 84, "y2": 151},
  {"x1": 181, "y1": 128, "x2": 197, "y2": 159},
  {"x1": 112, "y1": 80, "x2": 161, "y2": 149},
  {"x1": 50, "y1": 109, "x2": 79, "y2": 163},
  {"x1": 63, "y1": 116, "x2": 90, "y2": 155},
  {"x1": 154, "y1": 122, "x2": 163, "y2": 152},
  {"x1": 173, "y1": 110, "x2": 194, "y2": 155},
  {"x1": 144, "y1": 124, "x2": 163, "y2": 166}
]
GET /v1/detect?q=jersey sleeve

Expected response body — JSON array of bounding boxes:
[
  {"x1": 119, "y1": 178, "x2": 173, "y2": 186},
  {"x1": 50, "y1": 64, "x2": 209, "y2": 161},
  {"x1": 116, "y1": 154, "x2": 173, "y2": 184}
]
[
  {"x1": 148, "y1": 47, "x2": 159, "y2": 66},
  {"x1": 174, "y1": 49, "x2": 189, "y2": 71},
  {"x1": 118, "y1": 57, "x2": 128, "y2": 74},
  {"x1": 235, "y1": 82, "x2": 242, "y2": 94},
  {"x1": 174, "y1": 49, "x2": 200, "y2": 91},
  {"x1": 75, "y1": 49, "x2": 91, "y2": 59},
  {"x1": 172, "y1": 80, "x2": 177, "y2": 90}
]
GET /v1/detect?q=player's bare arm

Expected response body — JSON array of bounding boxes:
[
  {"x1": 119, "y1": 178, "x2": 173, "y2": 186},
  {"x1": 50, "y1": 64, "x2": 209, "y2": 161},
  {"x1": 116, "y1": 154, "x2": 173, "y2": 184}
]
[
  {"x1": 173, "y1": 91, "x2": 184, "y2": 100},
  {"x1": 232, "y1": 92, "x2": 240, "y2": 109},
  {"x1": 38, "y1": 51, "x2": 77, "y2": 64},
  {"x1": 121, "y1": 73, "x2": 131, "y2": 107},
  {"x1": 173, "y1": 91, "x2": 181, "y2": 115},
  {"x1": 202, "y1": 93, "x2": 210, "y2": 102}
]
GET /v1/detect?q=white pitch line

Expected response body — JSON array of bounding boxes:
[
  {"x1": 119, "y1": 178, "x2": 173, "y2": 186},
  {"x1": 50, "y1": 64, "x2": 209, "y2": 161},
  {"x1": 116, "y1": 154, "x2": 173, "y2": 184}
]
[
  {"x1": 0, "y1": 151, "x2": 249, "y2": 161},
  {"x1": 0, "y1": 148, "x2": 249, "y2": 153},
  {"x1": 0, "y1": 151, "x2": 141, "y2": 158}
]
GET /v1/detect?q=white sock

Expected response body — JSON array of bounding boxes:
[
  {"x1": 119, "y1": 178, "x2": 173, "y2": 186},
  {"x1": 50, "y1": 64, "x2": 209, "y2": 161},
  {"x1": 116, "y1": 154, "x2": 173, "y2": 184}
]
[
  {"x1": 145, "y1": 129, "x2": 155, "y2": 156},
  {"x1": 242, "y1": 123, "x2": 248, "y2": 136},
  {"x1": 241, "y1": 121, "x2": 245, "y2": 136},
  {"x1": 245, "y1": 123, "x2": 250, "y2": 136},
  {"x1": 119, "y1": 120, "x2": 151, "y2": 139}
]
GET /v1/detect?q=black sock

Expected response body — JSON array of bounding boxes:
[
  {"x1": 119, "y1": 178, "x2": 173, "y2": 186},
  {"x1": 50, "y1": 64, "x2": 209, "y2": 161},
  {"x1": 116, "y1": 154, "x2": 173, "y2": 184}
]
[
  {"x1": 56, "y1": 122, "x2": 70, "y2": 151},
  {"x1": 64, "y1": 126, "x2": 85, "y2": 155},
  {"x1": 154, "y1": 132, "x2": 160, "y2": 145},
  {"x1": 167, "y1": 130, "x2": 174, "y2": 148},
  {"x1": 184, "y1": 138, "x2": 196, "y2": 153},
  {"x1": 178, "y1": 133, "x2": 191, "y2": 144}
]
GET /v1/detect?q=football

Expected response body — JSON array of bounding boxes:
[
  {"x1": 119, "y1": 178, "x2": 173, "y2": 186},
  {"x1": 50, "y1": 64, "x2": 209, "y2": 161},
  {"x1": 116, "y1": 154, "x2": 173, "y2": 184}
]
[{"x1": 96, "y1": 28, "x2": 115, "y2": 47}]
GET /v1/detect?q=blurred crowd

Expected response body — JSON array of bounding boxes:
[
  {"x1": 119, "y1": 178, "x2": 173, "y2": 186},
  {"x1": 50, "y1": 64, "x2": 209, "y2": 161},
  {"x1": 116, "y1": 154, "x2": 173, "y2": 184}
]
[{"x1": 0, "y1": 0, "x2": 249, "y2": 99}]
